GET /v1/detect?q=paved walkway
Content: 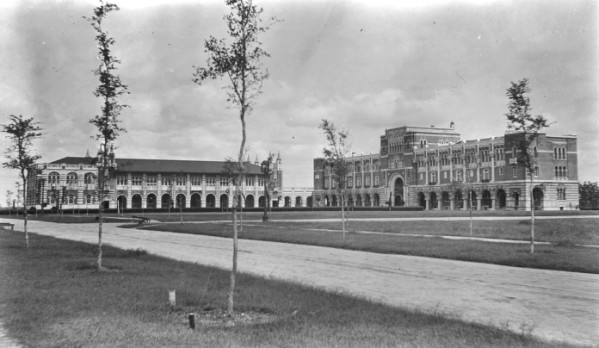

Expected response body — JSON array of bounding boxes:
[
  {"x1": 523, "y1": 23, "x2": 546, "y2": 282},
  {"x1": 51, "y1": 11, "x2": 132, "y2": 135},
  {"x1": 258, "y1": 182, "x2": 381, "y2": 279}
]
[{"x1": 4, "y1": 219, "x2": 599, "y2": 346}]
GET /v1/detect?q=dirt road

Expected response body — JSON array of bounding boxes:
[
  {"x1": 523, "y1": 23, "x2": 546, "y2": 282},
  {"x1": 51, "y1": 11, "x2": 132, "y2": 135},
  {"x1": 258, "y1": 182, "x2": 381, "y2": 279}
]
[{"x1": 13, "y1": 220, "x2": 599, "y2": 346}]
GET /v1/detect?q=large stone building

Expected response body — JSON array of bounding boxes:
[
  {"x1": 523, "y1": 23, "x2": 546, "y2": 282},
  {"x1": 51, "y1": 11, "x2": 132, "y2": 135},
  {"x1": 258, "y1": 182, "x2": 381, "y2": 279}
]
[
  {"x1": 26, "y1": 149, "x2": 312, "y2": 211},
  {"x1": 313, "y1": 124, "x2": 579, "y2": 211}
]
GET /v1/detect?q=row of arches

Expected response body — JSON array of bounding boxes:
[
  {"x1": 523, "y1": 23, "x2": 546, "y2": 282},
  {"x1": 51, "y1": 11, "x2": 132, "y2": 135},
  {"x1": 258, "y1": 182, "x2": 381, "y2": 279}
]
[
  {"x1": 115, "y1": 193, "x2": 307, "y2": 209},
  {"x1": 415, "y1": 187, "x2": 544, "y2": 210},
  {"x1": 320, "y1": 193, "x2": 382, "y2": 207}
]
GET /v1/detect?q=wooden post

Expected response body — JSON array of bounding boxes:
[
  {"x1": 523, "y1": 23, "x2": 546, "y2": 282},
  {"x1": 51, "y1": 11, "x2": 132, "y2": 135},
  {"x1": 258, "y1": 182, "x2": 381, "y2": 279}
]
[
  {"x1": 188, "y1": 313, "x2": 195, "y2": 329},
  {"x1": 168, "y1": 290, "x2": 176, "y2": 308}
]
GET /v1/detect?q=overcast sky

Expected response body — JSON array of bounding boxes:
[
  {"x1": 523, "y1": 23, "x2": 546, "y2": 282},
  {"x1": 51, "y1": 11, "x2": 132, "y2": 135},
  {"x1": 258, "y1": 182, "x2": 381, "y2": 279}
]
[{"x1": 0, "y1": 0, "x2": 597, "y2": 206}]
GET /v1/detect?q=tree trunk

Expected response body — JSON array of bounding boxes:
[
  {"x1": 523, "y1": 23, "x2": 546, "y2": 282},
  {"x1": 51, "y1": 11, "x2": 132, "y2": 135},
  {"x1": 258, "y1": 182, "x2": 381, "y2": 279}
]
[
  {"x1": 529, "y1": 175, "x2": 535, "y2": 254},
  {"x1": 469, "y1": 191, "x2": 473, "y2": 236},
  {"x1": 341, "y1": 193, "x2": 346, "y2": 243},
  {"x1": 22, "y1": 177, "x2": 29, "y2": 249},
  {"x1": 228, "y1": 204, "x2": 238, "y2": 316}
]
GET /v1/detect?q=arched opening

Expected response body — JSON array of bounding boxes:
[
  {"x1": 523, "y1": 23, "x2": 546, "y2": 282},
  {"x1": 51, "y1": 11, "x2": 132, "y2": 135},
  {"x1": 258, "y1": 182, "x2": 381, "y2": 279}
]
[
  {"x1": 117, "y1": 196, "x2": 127, "y2": 211},
  {"x1": 365, "y1": 194, "x2": 371, "y2": 207},
  {"x1": 429, "y1": 192, "x2": 438, "y2": 210},
  {"x1": 393, "y1": 178, "x2": 404, "y2": 205},
  {"x1": 245, "y1": 194, "x2": 255, "y2": 208},
  {"x1": 132, "y1": 194, "x2": 142, "y2": 209},
  {"x1": 258, "y1": 196, "x2": 266, "y2": 207},
  {"x1": 454, "y1": 190, "x2": 463, "y2": 210},
  {"x1": 513, "y1": 192, "x2": 520, "y2": 210},
  {"x1": 418, "y1": 192, "x2": 426, "y2": 208},
  {"x1": 295, "y1": 196, "x2": 302, "y2": 207},
  {"x1": 481, "y1": 190, "x2": 492, "y2": 210},
  {"x1": 324, "y1": 195, "x2": 330, "y2": 207},
  {"x1": 102, "y1": 200, "x2": 109, "y2": 210},
  {"x1": 331, "y1": 195, "x2": 337, "y2": 207},
  {"x1": 356, "y1": 195, "x2": 362, "y2": 207},
  {"x1": 220, "y1": 194, "x2": 229, "y2": 208},
  {"x1": 468, "y1": 191, "x2": 477, "y2": 210},
  {"x1": 162, "y1": 194, "x2": 172, "y2": 209},
  {"x1": 374, "y1": 193, "x2": 380, "y2": 207},
  {"x1": 206, "y1": 194, "x2": 216, "y2": 208},
  {"x1": 441, "y1": 191, "x2": 450, "y2": 210},
  {"x1": 147, "y1": 194, "x2": 156, "y2": 209},
  {"x1": 496, "y1": 189, "x2": 506, "y2": 209},
  {"x1": 533, "y1": 187, "x2": 544, "y2": 210},
  {"x1": 191, "y1": 193, "x2": 201, "y2": 208},
  {"x1": 284, "y1": 196, "x2": 291, "y2": 207},
  {"x1": 175, "y1": 194, "x2": 186, "y2": 208},
  {"x1": 307, "y1": 196, "x2": 313, "y2": 207},
  {"x1": 347, "y1": 196, "x2": 354, "y2": 207},
  {"x1": 394, "y1": 194, "x2": 403, "y2": 207}
]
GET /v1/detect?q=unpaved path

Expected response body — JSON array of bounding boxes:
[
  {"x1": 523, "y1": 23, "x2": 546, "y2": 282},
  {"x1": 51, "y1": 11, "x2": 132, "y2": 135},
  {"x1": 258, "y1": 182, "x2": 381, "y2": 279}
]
[{"x1": 8, "y1": 219, "x2": 599, "y2": 346}]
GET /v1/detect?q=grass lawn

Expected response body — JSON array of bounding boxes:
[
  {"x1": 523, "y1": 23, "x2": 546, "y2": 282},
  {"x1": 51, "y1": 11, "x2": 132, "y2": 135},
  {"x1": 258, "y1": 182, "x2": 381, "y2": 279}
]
[
  {"x1": 143, "y1": 219, "x2": 599, "y2": 274},
  {"x1": 0, "y1": 229, "x2": 575, "y2": 348}
]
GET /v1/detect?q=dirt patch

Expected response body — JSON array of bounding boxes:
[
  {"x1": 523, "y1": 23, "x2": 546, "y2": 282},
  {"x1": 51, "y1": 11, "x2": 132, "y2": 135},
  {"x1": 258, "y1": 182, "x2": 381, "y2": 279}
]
[{"x1": 186, "y1": 306, "x2": 282, "y2": 328}]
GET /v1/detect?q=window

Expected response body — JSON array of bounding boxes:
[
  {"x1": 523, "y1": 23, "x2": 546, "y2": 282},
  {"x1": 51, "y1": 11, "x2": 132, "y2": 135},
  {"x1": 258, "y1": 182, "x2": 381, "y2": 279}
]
[
  {"x1": 533, "y1": 147, "x2": 538, "y2": 158},
  {"x1": 374, "y1": 175, "x2": 379, "y2": 186},
  {"x1": 144, "y1": 176, "x2": 155, "y2": 185},
  {"x1": 419, "y1": 173, "x2": 424, "y2": 180},
  {"x1": 482, "y1": 168, "x2": 490, "y2": 181},
  {"x1": 430, "y1": 172, "x2": 437, "y2": 184},
  {"x1": 116, "y1": 175, "x2": 127, "y2": 185},
  {"x1": 162, "y1": 176, "x2": 172, "y2": 186},
  {"x1": 84, "y1": 173, "x2": 96, "y2": 185},
  {"x1": 346, "y1": 176, "x2": 353, "y2": 188},
  {"x1": 66, "y1": 172, "x2": 78, "y2": 185},
  {"x1": 455, "y1": 170, "x2": 462, "y2": 181},
  {"x1": 365, "y1": 175, "x2": 371, "y2": 187},
  {"x1": 356, "y1": 176, "x2": 362, "y2": 187},
  {"x1": 534, "y1": 166, "x2": 539, "y2": 177},
  {"x1": 206, "y1": 176, "x2": 215, "y2": 186},
  {"x1": 220, "y1": 177, "x2": 229, "y2": 187},
  {"x1": 443, "y1": 171, "x2": 448, "y2": 179},
  {"x1": 132, "y1": 176, "x2": 142, "y2": 186},
  {"x1": 189, "y1": 176, "x2": 200, "y2": 185},
  {"x1": 68, "y1": 194, "x2": 75, "y2": 204},
  {"x1": 498, "y1": 167, "x2": 504, "y2": 176},
  {"x1": 175, "y1": 176, "x2": 185, "y2": 186},
  {"x1": 557, "y1": 188, "x2": 566, "y2": 200},
  {"x1": 513, "y1": 167, "x2": 518, "y2": 178}
]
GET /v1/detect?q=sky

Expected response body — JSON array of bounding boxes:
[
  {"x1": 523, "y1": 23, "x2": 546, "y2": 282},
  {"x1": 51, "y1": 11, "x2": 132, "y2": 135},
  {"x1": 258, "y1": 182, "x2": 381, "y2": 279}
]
[{"x1": 0, "y1": 0, "x2": 597, "y2": 206}]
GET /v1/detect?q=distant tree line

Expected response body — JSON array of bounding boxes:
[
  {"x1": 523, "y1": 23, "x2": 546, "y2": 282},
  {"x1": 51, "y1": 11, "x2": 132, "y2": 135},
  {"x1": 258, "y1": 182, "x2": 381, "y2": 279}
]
[{"x1": 579, "y1": 182, "x2": 599, "y2": 210}]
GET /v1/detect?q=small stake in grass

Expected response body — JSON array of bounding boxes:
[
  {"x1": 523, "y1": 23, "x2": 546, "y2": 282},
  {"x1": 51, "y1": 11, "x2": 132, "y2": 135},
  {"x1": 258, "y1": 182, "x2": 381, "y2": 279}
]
[
  {"x1": 188, "y1": 313, "x2": 195, "y2": 330},
  {"x1": 168, "y1": 290, "x2": 176, "y2": 308}
]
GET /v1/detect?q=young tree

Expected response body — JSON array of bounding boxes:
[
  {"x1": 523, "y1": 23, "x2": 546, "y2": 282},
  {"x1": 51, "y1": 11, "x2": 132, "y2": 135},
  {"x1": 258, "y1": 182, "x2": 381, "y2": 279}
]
[
  {"x1": 2, "y1": 115, "x2": 43, "y2": 248},
  {"x1": 319, "y1": 119, "x2": 351, "y2": 242},
  {"x1": 85, "y1": 0, "x2": 129, "y2": 270},
  {"x1": 505, "y1": 78, "x2": 549, "y2": 254},
  {"x1": 192, "y1": 0, "x2": 275, "y2": 316}
]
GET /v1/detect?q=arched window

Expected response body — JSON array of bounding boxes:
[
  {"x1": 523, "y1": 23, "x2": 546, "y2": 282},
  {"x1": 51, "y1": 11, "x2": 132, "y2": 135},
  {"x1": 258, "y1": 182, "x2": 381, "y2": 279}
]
[
  {"x1": 48, "y1": 172, "x2": 60, "y2": 185},
  {"x1": 84, "y1": 173, "x2": 96, "y2": 185}
]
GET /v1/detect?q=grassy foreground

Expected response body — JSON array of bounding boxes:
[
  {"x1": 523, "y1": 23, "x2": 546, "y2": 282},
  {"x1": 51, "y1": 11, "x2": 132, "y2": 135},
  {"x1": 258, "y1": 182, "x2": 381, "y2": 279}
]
[
  {"x1": 144, "y1": 219, "x2": 599, "y2": 274},
  {"x1": 0, "y1": 230, "x2": 572, "y2": 348}
]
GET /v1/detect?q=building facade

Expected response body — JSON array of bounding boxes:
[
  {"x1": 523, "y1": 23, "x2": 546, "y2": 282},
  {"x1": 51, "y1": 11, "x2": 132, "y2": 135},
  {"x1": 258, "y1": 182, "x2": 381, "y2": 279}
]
[
  {"x1": 313, "y1": 124, "x2": 579, "y2": 211},
  {"x1": 26, "y1": 151, "x2": 301, "y2": 211}
]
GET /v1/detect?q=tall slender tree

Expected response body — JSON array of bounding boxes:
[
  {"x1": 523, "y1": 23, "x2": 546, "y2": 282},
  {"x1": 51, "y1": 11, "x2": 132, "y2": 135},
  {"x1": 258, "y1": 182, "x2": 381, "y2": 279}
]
[
  {"x1": 2, "y1": 115, "x2": 43, "y2": 248},
  {"x1": 319, "y1": 119, "x2": 350, "y2": 242},
  {"x1": 193, "y1": 0, "x2": 275, "y2": 316},
  {"x1": 505, "y1": 78, "x2": 549, "y2": 254},
  {"x1": 85, "y1": 0, "x2": 129, "y2": 270}
]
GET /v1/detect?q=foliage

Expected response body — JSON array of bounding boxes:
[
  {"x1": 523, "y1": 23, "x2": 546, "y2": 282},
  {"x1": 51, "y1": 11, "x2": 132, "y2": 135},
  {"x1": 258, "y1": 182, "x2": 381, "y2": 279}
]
[
  {"x1": 84, "y1": 0, "x2": 129, "y2": 146},
  {"x1": 505, "y1": 78, "x2": 550, "y2": 174},
  {"x1": 2, "y1": 114, "x2": 43, "y2": 246},
  {"x1": 319, "y1": 119, "x2": 350, "y2": 190},
  {"x1": 579, "y1": 181, "x2": 599, "y2": 210}
]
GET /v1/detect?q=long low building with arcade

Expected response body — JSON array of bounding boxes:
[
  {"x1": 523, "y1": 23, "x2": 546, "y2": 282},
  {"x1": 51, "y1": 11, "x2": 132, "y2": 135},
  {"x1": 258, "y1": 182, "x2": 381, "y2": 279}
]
[
  {"x1": 312, "y1": 124, "x2": 579, "y2": 211},
  {"x1": 27, "y1": 151, "x2": 313, "y2": 211}
]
